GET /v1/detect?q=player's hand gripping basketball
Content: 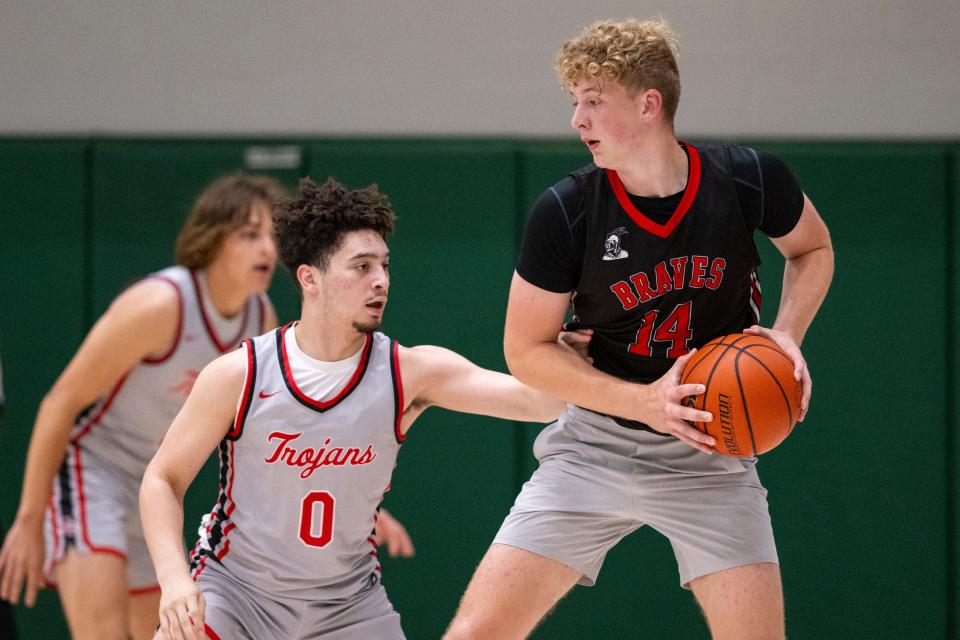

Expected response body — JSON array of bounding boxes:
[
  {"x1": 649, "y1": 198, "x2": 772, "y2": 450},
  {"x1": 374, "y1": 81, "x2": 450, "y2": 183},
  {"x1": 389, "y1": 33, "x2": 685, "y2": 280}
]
[
  {"x1": 156, "y1": 575, "x2": 206, "y2": 640},
  {"x1": 640, "y1": 350, "x2": 716, "y2": 453},
  {"x1": 0, "y1": 515, "x2": 45, "y2": 607},
  {"x1": 744, "y1": 325, "x2": 811, "y2": 422}
]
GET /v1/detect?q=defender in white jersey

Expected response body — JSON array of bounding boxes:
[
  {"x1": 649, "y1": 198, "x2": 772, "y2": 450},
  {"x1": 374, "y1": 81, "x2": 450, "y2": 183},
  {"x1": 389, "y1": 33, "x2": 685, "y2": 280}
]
[
  {"x1": 141, "y1": 178, "x2": 571, "y2": 640},
  {"x1": 0, "y1": 175, "x2": 285, "y2": 640}
]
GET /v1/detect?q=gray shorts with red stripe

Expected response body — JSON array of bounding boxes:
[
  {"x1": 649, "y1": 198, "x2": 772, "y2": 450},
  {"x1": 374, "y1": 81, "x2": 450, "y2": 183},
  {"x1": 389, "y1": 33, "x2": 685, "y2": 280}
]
[
  {"x1": 198, "y1": 559, "x2": 404, "y2": 639},
  {"x1": 44, "y1": 442, "x2": 159, "y2": 593}
]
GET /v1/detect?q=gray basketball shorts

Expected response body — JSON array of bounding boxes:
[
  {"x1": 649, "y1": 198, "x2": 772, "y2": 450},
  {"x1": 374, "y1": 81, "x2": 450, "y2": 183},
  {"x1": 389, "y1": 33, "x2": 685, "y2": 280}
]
[
  {"x1": 495, "y1": 405, "x2": 778, "y2": 588},
  {"x1": 43, "y1": 442, "x2": 157, "y2": 592},
  {"x1": 198, "y1": 560, "x2": 405, "y2": 640}
]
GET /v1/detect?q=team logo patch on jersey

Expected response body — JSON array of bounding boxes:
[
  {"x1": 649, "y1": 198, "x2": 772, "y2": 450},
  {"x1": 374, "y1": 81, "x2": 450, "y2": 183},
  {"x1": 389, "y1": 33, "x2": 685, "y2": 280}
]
[{"x1": 603, "y1": 227, "x2": 629, "y2": 261}]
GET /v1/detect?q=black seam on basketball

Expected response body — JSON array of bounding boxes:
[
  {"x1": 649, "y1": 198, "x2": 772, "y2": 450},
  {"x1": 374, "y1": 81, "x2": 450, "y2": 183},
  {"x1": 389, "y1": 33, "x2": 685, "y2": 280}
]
[
  {"x1": 681, "y1": 340, "x2": 726, "y2": 384},
  {"x1": 734, "y1": 350, "x2": 759, "y2": 456},
  {"x1": 738, "y1": 349, "x2": 796, "y2": 430},
  {"x1": 740, "y1": 344, "x2": 795, "y2": 368},
  {"x1": 699, "y1": 342, "x2": 736, "y2": 437}
]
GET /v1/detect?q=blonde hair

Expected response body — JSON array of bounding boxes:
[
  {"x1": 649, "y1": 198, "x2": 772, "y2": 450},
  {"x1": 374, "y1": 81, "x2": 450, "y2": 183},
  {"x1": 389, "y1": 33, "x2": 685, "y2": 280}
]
[
  {"x1": 555, "y1": 18, "x2": 681, "y2": 122},
  {"x1": 174, "y1": 173, "x2": 287, "y2": 269}
]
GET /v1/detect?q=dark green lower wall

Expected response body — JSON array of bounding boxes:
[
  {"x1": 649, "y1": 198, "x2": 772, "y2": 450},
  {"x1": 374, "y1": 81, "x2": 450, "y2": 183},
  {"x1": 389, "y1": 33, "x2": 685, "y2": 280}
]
[{"x1": 0, "y1": 138, "x2": 956, "y2": 639}]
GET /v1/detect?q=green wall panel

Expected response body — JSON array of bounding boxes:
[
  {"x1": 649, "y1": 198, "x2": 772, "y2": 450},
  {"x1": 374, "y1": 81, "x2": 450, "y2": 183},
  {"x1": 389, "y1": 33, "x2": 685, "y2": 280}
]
[
  {"x1": 754, "y1": 143, "x2": 949, "y2": 639},
  {"x1": 89, "y1": 139, "x2": 303, "y2": 316},
  {"x1": 1, "y1": 137, "x2": 957, "y2": 639},
  {"x1": 952, "y1": 144, "x2": 959, "y2": 640},
  {"x1": 0, "y1": 139, "x2": 88, "y2": 638},
  {"x1": 304, "y1": 140, "x2": 520, "y2": 639}
]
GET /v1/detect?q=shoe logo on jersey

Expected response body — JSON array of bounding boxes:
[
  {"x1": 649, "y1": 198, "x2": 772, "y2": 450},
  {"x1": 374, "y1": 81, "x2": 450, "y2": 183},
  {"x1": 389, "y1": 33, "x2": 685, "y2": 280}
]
[
  {"x1": 258, "y1": 389, "x2": 282, "y2": 399},
  {"x1": 603, "y1": 227, "x2": 629, "y2": 260},
  {"x1": 265, "y1": 431, "x2": 377, "y2": 479},
  {"x1": 169, "y1": 369, "x2": 201, "y2": 397}
]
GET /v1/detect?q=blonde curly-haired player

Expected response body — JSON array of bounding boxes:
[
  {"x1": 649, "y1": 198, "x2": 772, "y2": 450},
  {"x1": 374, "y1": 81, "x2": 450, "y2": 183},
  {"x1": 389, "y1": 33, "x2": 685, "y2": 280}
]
[{"x1": 445, "y1": 18, "x2": 833, "y2": 640}]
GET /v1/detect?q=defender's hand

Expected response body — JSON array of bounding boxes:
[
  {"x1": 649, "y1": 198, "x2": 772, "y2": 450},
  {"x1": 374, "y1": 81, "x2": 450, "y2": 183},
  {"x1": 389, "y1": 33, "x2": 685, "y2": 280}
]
[{"x1": 558, "y1": 327, "x2": 593, "y2": 364}]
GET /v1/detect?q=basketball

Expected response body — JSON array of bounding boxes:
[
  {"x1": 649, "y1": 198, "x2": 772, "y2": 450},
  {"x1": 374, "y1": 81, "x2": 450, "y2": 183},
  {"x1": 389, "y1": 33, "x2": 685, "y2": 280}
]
[{"x1": 681, "y1": 333, "x2": 801, "y2": 457}]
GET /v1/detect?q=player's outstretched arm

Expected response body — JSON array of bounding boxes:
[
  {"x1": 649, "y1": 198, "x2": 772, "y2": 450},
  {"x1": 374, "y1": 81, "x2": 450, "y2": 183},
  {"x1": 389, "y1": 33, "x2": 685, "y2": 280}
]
[
  {"x1": 140, "y1": 349, "x2": 247, "y2": 640},
  {"x1": 747, "y1": 194, "x2": 833, "y2": 421},
  {"x1": 396, "y1": 344, "x2": 567, "y2": 433},
  {"x1": 504, "y1": 272, "x2": 715, "y2": 452},
  {"x1": 0, "y1": 279, "x2": 178, "y2": 607}
]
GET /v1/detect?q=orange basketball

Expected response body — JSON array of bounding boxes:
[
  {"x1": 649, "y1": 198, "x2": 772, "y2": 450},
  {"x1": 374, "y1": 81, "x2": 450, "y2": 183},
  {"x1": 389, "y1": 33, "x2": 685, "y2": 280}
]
[{"x1": 680, "y1": 333, "x2": 801, "y2": 457}]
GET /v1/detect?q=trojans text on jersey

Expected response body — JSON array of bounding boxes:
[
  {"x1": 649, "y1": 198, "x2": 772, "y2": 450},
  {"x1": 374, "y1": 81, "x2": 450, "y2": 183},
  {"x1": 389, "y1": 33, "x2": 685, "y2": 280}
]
[{"x1": 264, "y1": 431, "x2": 378, "y2": 479}]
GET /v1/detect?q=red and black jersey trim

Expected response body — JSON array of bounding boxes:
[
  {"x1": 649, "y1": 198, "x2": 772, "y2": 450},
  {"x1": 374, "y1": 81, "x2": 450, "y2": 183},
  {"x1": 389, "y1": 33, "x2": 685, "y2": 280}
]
[
  {"x1": 275, "y1": 322, "x2": 373, "y2": 413},
  {"x1": 189, "y1": 439, "x2": 237, "y2": 579},
  {"x1": 226, "y1": 339, "x2": 257, "y2": 441},
  {"x1": 390, "y1": 341, "x2": 406, "y2": 444},
  {"x1": 143, "y1": 275, "x2": 184, "y2": 364},
  {"x1": 70, "y1": 373, "x2": 130, "y2": 442},
  {"x1": 606, "y1": 141, "x2": 702, "y2": 239},
  {"x1": 190, "y1": 270, "x2": 251, "y2": 353}
]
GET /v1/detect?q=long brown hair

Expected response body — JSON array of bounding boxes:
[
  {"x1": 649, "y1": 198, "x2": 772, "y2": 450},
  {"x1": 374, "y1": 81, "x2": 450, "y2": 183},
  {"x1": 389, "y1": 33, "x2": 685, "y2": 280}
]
[{"x1": 174, "y1": 173, "x2": 287, "y2": 269}]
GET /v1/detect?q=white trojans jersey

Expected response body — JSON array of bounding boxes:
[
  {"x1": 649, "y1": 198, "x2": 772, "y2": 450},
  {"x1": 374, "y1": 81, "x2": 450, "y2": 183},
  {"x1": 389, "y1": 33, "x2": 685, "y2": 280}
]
[
  {"x1": 189, "y1": 323, "x2": 404, "y2": 600},
  {"x1": 70, "y1": 266, "x2": 265, "y2": 479}
]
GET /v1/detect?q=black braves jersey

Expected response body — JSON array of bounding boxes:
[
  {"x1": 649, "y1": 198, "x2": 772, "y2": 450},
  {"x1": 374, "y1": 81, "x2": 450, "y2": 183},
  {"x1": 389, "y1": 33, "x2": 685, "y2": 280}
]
[{"x1": 517, "y1": 142, "x2": 803, "y2": 430}]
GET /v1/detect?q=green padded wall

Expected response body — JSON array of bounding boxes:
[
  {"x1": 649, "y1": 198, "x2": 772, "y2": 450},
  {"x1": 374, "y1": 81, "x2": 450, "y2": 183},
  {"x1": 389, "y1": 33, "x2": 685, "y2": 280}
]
[
  {"x1": 1, "y1": 138, "x2": 958, "y2": 639},
  {"x1": 0, "y1": 139, "x2": 88, "y2": 638},
  {"x1": 748, "y1": 142, "x2": 949, "y2": 639},
  {"x1": 304, "y1": 140, "x2": 521, "y2": 640},
  {"x1": 952, "y1": 144, "x2": 959, "y2": 639},
  {"x1": 89, "y1": 140, "x2": 303, "y2": 316}
]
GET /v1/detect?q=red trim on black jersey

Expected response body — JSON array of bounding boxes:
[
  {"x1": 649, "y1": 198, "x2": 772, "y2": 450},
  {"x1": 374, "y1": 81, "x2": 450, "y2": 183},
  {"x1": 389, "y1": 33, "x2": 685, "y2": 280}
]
[
  {"x1": 749, "y1": 270, "x2": 762, "y2": 325},
  {"x1": 190, "y1": 270, "x2": 251, "y2": 353},
  {"x1": 606, "y1": 141, "x2": 702, "y2": 239},
  {"x1": 390, "y1": 341, "x2": 406, "y2": 444},
  {"x1": 276, "y1": 322, "x2": 373, "y2": 413},
  {"x1": 70, "y1": 373, "x2": 131, "y2": 442},
  {"x1": 226, "y1": 339, "x2": 257, "y2": 440},
  {"x1": 142, "y1": 275, "x2": 184, "y2": 364}
]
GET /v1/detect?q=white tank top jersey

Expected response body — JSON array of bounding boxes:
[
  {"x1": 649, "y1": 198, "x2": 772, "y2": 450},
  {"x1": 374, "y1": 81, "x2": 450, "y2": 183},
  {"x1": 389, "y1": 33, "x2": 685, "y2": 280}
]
[
  {"x1": 70, "y1": 266, "x2": 266, "y2": 479},
  {"x1": 189, "y1": 323, "x2": 405, "y2": 600}
]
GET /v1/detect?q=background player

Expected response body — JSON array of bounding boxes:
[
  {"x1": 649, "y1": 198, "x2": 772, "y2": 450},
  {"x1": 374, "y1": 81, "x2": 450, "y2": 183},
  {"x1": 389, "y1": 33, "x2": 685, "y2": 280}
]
[
  {"x1": 445, "y1": 18, "x2": 834, "y2": 640},
  {"x1": 140, "y1": 177, "x2": 573, "y2": 640},
  {"x1": 0, "y1": 174, "x2": 412, "y2": 639}
]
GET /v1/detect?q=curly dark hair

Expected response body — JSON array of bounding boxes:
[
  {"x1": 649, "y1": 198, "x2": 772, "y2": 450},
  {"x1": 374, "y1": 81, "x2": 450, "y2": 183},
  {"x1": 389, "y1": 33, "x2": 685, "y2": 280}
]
[{"x1": 273, "y1": 177, "x2": 396, "y2": 281}]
